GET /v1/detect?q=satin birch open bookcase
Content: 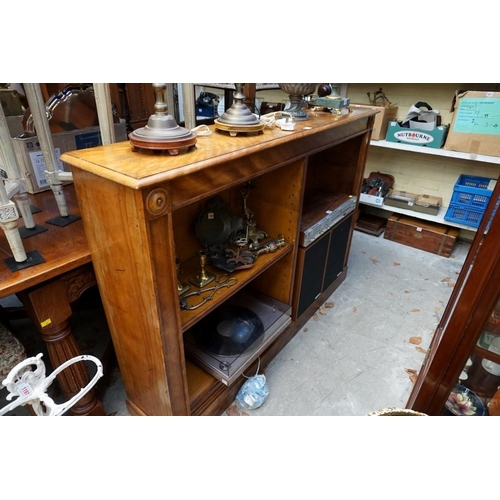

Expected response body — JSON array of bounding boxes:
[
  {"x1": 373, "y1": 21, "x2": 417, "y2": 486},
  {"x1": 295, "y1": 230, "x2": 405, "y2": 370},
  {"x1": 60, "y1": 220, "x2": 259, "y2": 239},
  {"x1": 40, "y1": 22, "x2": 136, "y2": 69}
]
[{"x1": 61, "y1": 107, "x2": 376, "y2": 416}]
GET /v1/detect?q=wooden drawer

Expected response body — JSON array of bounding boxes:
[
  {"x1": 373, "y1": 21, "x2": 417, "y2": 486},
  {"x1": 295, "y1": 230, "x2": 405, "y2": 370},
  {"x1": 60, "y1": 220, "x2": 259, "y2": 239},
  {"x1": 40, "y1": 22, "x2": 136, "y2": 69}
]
[{"x1": 384, "y1": 215, "x2": 459, "y2": 258}]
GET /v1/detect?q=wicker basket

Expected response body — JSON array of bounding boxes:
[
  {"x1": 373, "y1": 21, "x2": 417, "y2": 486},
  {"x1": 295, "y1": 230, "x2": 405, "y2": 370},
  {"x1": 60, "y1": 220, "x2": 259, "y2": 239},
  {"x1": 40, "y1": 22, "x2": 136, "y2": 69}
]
[{"x1": 367, "y1": 407, "x2": 427, "y2": 416}]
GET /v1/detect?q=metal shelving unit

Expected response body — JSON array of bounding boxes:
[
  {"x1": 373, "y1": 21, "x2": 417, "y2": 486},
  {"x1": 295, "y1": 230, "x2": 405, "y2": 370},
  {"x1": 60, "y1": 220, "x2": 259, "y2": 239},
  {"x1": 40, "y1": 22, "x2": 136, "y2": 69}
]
[
  {"x1": 361, "y1": 140, "x2": 500, "y2": 233},
  {"x1": 370, "y1": 139, "x2": 500, "y2": 165}
]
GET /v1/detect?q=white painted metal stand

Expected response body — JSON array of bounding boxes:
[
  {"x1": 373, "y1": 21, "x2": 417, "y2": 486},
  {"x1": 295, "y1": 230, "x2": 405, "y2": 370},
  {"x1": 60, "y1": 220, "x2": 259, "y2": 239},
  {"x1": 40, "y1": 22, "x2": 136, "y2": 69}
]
[
  {"x1": 22, "y1": 83, "x2": 72, "y2": 218},
  {"x1": 181, "y1": 83, "x2": 196, "y2": 130},
  {"x1": 0, "y1": 105, "x2": 34, "y2": 263},
  {"x1": 93, "y1": 83, "x2": 116, "y2": 145},
  {"x1": 0, "y1": 186, "x2": 26, "y2": 263},
  {"x1": 165, "y1": 83, "x2": 176, "y2": 124},
  {"x1": 0, "y1": 353, "x2": 103, "y2": 416}
]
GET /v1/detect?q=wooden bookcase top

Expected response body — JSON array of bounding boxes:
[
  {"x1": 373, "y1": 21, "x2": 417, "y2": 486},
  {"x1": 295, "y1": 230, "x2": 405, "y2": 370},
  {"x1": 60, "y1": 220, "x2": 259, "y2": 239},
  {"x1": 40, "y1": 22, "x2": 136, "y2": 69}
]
[{"x1": 61, "y1": 108, "x2": 375, "y2": 189}]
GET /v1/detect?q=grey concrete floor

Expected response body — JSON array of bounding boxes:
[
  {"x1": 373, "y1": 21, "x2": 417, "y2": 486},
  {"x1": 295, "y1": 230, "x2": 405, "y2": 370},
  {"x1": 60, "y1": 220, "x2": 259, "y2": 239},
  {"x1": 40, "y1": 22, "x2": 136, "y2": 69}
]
[
  {"x1": 224, "y1": 231, "x2": 470, "y2": 416},
  {"x1": 1, "y1": 230, "x2": 470, "y2": 416}
]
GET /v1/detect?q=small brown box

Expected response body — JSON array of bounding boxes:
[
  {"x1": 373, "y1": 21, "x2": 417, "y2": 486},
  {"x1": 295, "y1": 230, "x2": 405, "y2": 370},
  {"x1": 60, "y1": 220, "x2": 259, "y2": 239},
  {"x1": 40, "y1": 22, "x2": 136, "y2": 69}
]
[
  {"x1": 384, "y1": 190, "x2": 418, "y2": 210},
  {"x1": 384, "y1": 215, "x2": 459, "y2": 258},
  {"x1": 349, "y1": 104, "x2": 398, "y2": 140}
]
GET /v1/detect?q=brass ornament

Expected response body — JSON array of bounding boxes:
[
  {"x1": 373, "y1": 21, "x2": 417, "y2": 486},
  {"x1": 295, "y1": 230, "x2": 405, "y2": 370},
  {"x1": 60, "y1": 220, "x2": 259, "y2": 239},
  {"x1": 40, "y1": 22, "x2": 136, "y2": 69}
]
[
  {"x1": 278, "y1": 83, "x2": 317, "y2": 121},
  {"x1": 189, "y1": 251, "x2": 216, "y2": 288}
]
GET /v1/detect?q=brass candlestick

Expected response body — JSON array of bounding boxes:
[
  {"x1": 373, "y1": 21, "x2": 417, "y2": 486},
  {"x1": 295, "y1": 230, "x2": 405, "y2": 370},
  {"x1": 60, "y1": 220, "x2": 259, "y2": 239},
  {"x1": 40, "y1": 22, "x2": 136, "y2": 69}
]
[
  {"x1": 189, "y1": 251, "x2": 216, "y2": 288},
  {"x1": 176, "y1": 259, "x2": 190, "y2": 296}
]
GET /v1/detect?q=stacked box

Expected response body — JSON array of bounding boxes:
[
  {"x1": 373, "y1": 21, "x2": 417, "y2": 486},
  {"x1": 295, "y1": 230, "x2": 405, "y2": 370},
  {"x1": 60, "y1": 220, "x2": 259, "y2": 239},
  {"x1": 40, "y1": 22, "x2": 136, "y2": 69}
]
[{"x1": 444, "y1": 174, "x2": 496, "y2": 228}]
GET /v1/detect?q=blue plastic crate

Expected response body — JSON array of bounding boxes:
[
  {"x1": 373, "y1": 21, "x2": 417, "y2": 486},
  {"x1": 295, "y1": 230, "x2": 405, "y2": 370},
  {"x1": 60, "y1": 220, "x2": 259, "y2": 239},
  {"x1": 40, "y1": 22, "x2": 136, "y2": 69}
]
[
  {"x1": 453, "y1": 174, "x2": 495, "y2": 196},
  {"x1": 444, "y1": 204, "x2": 485, "y2": 228},
  {"x1": 444, "y1": 197, "x2": 499, "y2": 229},
  {"x1": 450, "y1": 190, "x2": 491, "y2": 210}
]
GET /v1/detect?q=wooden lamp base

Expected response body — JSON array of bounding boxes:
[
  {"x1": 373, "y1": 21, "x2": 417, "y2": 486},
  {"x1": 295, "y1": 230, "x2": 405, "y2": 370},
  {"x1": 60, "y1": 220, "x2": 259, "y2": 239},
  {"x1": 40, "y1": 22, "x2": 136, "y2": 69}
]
[{"x1": 129, "y1": 133, "x2": 197, "y2": 156}]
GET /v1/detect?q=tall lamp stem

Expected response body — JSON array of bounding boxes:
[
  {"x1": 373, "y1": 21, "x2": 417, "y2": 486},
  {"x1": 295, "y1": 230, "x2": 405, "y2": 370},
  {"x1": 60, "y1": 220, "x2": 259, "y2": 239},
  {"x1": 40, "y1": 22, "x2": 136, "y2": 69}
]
[{"x1": 23, "y1": 83, "x2": 68, "y2": 217}]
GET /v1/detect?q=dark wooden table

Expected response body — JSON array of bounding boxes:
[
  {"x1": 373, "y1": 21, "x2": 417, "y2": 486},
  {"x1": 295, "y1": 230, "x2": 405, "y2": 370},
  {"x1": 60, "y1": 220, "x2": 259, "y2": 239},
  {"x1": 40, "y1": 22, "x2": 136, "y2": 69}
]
[{"x1": 0, "y1": 184, "x2": 105, "y2": 416}]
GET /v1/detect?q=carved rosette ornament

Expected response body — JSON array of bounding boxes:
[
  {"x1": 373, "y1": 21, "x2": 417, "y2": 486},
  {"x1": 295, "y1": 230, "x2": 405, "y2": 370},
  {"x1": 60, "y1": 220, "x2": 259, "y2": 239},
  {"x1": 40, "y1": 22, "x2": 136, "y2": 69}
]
[{"x1": 146, "y1": 188, "x2": 169, "y2": 217}]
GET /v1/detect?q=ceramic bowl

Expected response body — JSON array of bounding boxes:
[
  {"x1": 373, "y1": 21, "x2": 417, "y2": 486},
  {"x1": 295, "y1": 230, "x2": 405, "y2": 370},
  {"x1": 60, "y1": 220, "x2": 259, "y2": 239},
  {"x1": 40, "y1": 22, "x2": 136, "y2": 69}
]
[{"x1": 445, "y1": 384, "x2": 485, "y2": 416}]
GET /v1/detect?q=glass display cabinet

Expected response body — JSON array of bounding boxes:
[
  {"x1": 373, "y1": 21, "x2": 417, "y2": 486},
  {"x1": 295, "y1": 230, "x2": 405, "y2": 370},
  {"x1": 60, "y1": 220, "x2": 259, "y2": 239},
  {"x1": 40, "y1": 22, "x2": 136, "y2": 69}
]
[{"x1": 407, "y1": 179, "x2": 500, "y2": 416}]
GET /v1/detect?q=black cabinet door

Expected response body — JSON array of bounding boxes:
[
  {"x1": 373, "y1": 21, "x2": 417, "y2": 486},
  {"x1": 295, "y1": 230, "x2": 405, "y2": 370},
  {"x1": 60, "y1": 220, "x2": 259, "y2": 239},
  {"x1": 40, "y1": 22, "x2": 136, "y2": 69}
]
[
  {"x1": 296, "y1": 232, "x2": 330, "y2": 319},
  {"x1": 323, "y1": 214, "x2": 353, "y2": 290},
  {"x1": 295, "y1": 213, "x2": 353, "y2": 319}
]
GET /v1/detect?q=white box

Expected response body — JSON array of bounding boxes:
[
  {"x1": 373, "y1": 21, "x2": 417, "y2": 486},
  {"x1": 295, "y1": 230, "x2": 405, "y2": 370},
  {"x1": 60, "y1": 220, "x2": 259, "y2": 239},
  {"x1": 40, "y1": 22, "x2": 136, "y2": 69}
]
[
  {"x1": 360, "y1": 193, "x2": 384, "y2": 207},
  {"x1": 11, "y1": 120, "x2": 127, "y2": 193}
]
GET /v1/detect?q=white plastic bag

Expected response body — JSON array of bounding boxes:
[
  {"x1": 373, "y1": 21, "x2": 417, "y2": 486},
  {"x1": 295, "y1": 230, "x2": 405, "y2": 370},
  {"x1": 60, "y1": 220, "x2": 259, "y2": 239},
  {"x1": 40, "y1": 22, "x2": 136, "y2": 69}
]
[
  {"x1": 235, "y1": 374, "x2": 269, "y2": 410},
  {"x1": 402, "y1": 101, "x2": 440, "y2": 131}
]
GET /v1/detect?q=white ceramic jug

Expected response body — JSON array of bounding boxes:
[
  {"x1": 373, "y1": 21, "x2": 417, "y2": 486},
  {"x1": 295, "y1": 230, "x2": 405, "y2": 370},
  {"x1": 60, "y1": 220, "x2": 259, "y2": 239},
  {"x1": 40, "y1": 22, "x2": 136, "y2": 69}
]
[{"x1": 482, "y1": 337, "x2": 500, "y2": 376}]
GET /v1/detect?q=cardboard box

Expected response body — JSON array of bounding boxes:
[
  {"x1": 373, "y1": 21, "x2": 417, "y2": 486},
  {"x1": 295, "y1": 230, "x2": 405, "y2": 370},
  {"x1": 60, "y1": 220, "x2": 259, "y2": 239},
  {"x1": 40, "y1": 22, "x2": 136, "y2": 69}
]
[
  {"x1": 6, "y1": 115, "x2": 25, "y2": 137},
  {"x1": 384, "y1": 200, "x2": 439, "y2": 215},
  {"x1": 412, "y1": 194, "x2": 442, "y2": 216},
  {"x1": 384, "y1": 197, "x2": 416, "y2": 210},
  {"x1": 390, "y1": 190, "x2": 416, "y2": 201},
  {"x1": 415, "y1": 194, "x2": 442, "y2": 207},
  {"x1": 385, "y1": 190, "x2": 417, "y2": 207},
  {"x1": 384, "y1": 193, "x2": 441, "y2": 216},
  {"x1": 385, "y1": 121, "x2": 449, "y2": 149},
  {"x1": 350, "y1": 104, "x2": 398, "y2": 140},
  {"x1": 409, "y1": 203, "x2": 440, "y2": 216},
  {"x1": 384, "y1": 214, "x2": 459, "y2": 258},
  {"x1": 0, "y1": 89, "x2": 24, "y2": 116},
  {"x1": 444, "y1": 90, "x2": 500, "y2": 156},
  {"x1": 11, "y1": 120, "x2": 127, "y2": 193},
  {"x1": 0, "y1": 116, "x2": 25, "y2": 178}
]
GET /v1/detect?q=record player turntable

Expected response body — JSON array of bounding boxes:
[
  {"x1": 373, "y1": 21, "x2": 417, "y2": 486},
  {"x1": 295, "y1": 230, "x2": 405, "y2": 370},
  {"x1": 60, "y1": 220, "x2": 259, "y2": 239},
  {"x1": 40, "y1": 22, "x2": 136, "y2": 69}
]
[{"x1": 183, "y1": 290, "x2": 291, "y2": 385}]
